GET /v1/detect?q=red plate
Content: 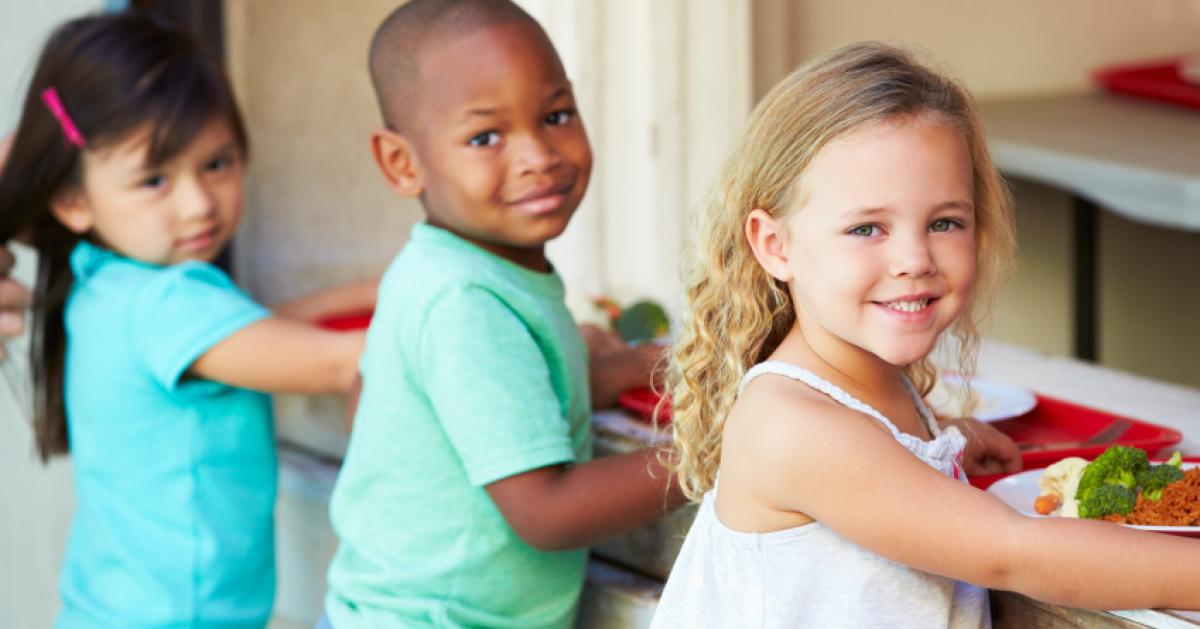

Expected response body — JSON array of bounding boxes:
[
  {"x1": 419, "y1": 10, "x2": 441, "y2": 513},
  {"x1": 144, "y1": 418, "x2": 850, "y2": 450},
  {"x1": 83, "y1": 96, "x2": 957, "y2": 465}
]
[{"x1": 618, "y1": 387, "x2": 672, "y2": 424}]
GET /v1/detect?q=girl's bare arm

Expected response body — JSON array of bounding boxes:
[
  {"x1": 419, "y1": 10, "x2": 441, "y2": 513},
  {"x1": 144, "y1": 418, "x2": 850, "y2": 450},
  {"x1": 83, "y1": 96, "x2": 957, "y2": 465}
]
[
  {"x1": 733, "y1": 379, "x2": 1200, "y2": 611},
  {"x1": 190, "y1": 318, "x2": 364, "y2": 394}
]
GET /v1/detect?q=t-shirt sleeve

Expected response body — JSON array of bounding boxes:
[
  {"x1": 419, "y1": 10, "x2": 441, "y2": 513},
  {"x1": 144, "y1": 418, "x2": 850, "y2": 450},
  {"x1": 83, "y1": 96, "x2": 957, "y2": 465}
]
[
  {"x1": 418, "y1": 285, "x2": 577, "y2": 487},
  {"x1": 131, "y1": 262, "x2": 271, "y2": 392}
]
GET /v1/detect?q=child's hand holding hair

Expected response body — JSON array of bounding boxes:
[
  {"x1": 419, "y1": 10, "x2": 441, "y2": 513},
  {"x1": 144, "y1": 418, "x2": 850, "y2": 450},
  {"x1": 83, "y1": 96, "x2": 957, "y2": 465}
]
[{"x1": 0, "y1": 135, "x2": 32, "y2": 361}]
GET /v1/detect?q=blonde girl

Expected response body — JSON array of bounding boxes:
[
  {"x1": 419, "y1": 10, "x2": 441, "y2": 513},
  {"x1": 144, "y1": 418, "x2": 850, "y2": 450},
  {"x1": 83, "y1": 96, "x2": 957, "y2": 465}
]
[{"x1": 652, "y1": 42, "x2": 1200, "y2": 628}]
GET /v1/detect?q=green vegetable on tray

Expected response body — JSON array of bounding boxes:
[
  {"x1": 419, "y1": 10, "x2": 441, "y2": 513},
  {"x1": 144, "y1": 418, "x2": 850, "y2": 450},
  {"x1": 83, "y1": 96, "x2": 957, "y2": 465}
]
[{"x1": 613, "y1": 300, "x2": 670, "y2": 343}]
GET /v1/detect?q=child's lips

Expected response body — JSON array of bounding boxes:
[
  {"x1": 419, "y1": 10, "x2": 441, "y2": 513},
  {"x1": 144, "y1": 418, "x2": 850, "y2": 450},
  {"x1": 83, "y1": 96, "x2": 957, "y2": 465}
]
[
  {"x1": 178, "y1": 227, "x2": 217, "y2": 253},
  {"x1": 509, "y1": 184, "x2": 572, "y2": 215}
]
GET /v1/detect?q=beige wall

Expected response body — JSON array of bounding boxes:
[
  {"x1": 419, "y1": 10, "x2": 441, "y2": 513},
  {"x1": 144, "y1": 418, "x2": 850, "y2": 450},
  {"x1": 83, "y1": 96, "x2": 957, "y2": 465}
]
[
  {"x1": 225, "y1": 0, "x2": 424, "y2": 306},
  {"x1": 752, "y1": 0, "x2": 1200, "y2": 389},
  {"x1": 752, "y1": 0, "x2": 1200, "y2": 101}
]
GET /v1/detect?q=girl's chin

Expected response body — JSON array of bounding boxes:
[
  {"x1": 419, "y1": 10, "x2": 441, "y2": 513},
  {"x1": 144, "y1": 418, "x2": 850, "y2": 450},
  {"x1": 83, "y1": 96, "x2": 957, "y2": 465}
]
[{"x1": 873, "y1": 342, "x2": 938, "y2": 367}]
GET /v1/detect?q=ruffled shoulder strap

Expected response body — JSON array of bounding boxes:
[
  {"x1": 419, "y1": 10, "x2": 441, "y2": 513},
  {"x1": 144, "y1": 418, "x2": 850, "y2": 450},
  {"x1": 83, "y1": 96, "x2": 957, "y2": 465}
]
[{"x1": 739, "y1": 361, "x2": 967, "y2": 478}]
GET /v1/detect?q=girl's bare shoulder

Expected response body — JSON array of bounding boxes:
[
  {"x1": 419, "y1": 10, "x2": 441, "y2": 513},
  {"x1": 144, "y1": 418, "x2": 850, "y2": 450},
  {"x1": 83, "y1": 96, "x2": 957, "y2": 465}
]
[{"x1": 725, "y1": 371, "x2": 883, "y2": 456}]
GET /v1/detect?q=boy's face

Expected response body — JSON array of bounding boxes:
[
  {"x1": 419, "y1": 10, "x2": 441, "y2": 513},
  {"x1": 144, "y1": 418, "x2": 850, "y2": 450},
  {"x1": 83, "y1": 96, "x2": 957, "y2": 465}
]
[{"x1": 395, "y1": 21, "x2": 592, "y2": 271}]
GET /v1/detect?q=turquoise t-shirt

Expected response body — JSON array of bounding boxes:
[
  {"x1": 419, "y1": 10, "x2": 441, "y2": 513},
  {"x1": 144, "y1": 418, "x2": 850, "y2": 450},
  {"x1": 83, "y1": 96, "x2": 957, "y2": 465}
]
[
  {"x1": 326, "y1": 223, "x2": 593, "y2": 628},
  {"x1": 57, "y1": 241, "x2": 276, "y2": 628}
]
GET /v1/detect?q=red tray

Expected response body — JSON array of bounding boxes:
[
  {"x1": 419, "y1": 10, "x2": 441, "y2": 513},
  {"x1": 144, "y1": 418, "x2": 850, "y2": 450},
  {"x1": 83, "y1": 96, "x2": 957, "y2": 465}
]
[
  {"x1": 316, "y1": 311, "x2": 373, "y2": 331},
  {"x1": 618, "y1": 388, "x2": 672, "y2": 424},
  {"x1": 618, "y1": 388, "x2": 1183, "y2": 489},
  {"x1": 969, "y1": 394, "x2": 1182, "y2": 488},
  {"x1": 1093, "y1": 56, "x2": 1200, "y2": 110}
]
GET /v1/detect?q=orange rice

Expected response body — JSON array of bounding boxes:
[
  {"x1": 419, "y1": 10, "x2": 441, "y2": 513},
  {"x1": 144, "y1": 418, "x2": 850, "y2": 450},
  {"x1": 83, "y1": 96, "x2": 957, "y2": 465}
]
[{"x1": 1101, "y1": 467, "x2": 1200, "y2": 527}]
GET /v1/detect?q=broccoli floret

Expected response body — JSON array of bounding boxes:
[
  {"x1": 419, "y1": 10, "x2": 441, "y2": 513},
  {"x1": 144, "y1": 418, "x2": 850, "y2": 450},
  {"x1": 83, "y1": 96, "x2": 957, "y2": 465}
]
[
  {"x1": 1136, "y1": 464, "x2": 1185, "y2": 501},
  {"x1": 1074, "y1": 445, "x2": 1149, "y2": 501},
  {"x1": 1078, "y1": 484, "x2": 1137, "y2": 519},
  {"x1": 1165, "y1": 450, "x2": 1183, "y2": 468}
]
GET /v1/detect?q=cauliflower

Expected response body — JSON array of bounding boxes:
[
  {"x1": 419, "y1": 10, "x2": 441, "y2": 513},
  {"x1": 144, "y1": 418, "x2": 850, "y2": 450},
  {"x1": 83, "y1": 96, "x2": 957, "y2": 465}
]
[{"x1": 1037, "y1": 457, "x2": 1089, "y2": 517}]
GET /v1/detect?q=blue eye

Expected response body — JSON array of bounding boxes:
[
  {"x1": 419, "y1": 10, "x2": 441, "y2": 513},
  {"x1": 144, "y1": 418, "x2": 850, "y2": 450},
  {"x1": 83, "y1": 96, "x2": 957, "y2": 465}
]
[
  {"x1": 849, "y1": 224, "x2": 879, "y2": 237},
  {"x1": 545, "y1": 110, "x2": 574, "y2": 126},
  {"x1": 930, "y1": 219, "x2": 960, "y2": 233},
  {"x1": 468, "y1": 130, "x2": 501, "y2": 147}
]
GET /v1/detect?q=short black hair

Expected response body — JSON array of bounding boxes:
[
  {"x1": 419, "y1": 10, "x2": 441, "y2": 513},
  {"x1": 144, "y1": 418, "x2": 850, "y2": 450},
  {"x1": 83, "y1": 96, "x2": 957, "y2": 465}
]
[{"x1": 368, "y1": 0, "x2": 544, "y2": 131}]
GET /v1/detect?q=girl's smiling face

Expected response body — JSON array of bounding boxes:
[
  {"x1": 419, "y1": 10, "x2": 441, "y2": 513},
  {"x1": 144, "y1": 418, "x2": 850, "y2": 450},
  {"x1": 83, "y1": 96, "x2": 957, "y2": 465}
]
[
  {"x1": 761, "y1": 115, "x2": 977, "y2": 367},
  {"x1": 52, "y1": 118, "x2": 244, "y2": 266}
]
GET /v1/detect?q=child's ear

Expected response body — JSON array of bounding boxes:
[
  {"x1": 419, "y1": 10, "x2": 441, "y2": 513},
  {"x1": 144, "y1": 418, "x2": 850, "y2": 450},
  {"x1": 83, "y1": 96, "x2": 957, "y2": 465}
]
[
  {"x1": 49, "y1": 190, "x2": 95, "y2": 235},
  {"x1": 745, "y1": 208, "x2": 792, "y2": 282},
  {"x1": 370, "y1": 127, "x2": 423, "y2": 197}
]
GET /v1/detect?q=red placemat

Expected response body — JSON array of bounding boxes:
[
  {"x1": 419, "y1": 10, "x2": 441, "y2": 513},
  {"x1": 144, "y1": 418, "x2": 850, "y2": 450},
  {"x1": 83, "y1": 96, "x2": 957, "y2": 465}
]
[{"x1": 1094, "y1": 56, "x2": 1200, "y2": 110}]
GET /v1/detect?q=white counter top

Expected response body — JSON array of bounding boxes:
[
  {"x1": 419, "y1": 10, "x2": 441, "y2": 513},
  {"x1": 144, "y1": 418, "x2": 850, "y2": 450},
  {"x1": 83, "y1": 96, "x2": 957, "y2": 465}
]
[
  {"x1": 980, "y1": 93, "x2": 1200, "y2": 232},
  {"x1": 971, "y1": 339, "x2": 1200, "y2": 454}
]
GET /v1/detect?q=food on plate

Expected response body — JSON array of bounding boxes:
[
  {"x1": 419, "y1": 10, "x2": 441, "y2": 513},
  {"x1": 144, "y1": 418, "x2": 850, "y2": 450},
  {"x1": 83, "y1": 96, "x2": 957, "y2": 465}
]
[
  {"x1": 1035, "y1": 456, "x2": 1088, "y2": 516},
  {"x1": 1034, "y1": 447, "x2": 1198, "y2": 526}
]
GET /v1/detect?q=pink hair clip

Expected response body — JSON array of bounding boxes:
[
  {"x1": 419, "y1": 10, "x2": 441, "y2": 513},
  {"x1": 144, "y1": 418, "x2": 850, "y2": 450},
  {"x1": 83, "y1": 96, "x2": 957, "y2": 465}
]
[{"x1": 41, "y1": 87, "x2": 86, "y2": 149}]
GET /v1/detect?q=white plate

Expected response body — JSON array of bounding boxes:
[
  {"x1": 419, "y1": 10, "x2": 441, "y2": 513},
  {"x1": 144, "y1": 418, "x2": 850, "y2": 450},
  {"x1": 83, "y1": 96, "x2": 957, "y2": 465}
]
[
  {"x1": 926, "y1": 374, "x2": 1037, "y2": 422},
  {"x1": 986, "y1": 464, "x2": 1200, "y2": 536}
]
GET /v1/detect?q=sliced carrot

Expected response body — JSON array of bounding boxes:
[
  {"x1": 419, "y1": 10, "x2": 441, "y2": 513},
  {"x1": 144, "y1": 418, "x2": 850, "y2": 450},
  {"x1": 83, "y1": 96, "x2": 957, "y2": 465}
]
[{"x1": 1034, "y1": 494, "x2": 1061, "y2": 515}]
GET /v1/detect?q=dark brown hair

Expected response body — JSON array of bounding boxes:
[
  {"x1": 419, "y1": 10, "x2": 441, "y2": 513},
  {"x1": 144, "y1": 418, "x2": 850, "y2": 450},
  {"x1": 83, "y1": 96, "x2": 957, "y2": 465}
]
[{"x1": 0, "y1": 11, "x2": 248, "y2": 460}]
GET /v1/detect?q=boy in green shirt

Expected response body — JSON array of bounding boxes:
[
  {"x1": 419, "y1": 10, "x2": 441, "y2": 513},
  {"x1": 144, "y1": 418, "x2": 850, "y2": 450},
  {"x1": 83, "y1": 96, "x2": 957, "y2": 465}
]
[{"x1": 324, "y1": 1, "x2": 684, "y2": 626}]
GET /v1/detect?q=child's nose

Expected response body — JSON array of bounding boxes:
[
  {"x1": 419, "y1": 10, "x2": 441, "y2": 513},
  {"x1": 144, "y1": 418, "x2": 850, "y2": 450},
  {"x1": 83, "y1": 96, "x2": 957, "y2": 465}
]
[
  {"x1": 514, "y1": 132, "x2": 562, "y2": 174},
  {"x1": 889, "y1": 236, "x2": 937, "y2": 278},
  {"x1": 177, "y1": 177, "x2": 217, "y2": 220}
]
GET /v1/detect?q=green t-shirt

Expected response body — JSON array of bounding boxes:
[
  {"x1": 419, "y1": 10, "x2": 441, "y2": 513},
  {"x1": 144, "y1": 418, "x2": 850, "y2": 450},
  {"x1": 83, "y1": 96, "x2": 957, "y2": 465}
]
[{"x1": 326, "y1": 223, "x2": 592, "y2": 628}]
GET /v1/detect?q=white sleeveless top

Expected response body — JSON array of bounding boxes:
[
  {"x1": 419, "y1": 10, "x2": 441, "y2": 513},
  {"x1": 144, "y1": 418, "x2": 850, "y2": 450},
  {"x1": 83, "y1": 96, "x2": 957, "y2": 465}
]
[{"x1": 650, "y1": 361, "x2": 989, "y2": 629}]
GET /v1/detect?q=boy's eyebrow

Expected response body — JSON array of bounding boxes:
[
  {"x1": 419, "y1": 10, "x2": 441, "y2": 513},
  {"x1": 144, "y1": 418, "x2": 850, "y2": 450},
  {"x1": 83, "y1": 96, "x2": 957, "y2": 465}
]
[
  {"x1": 543, "y1": 85, "x2": 571, "y2": 103},
  {"x1": 455, "y1": 86, "x2": 574, "y2": 123}
]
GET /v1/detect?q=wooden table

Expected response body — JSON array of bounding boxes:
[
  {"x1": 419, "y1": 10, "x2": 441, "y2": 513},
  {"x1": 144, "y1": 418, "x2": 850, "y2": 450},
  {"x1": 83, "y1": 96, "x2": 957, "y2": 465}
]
[{"x1": 979, "y1": 93, "x2": 1200, "y2": 361}]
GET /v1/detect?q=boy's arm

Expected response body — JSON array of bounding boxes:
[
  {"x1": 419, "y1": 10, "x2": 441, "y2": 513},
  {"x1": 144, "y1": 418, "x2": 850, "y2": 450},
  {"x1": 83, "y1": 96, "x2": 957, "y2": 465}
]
[
  {"x1": 484, "y1": 445, "x2": 686, "y2": 551},
  {"x1": 272, "y1": 278, "x2": 379, "y2": 323}
]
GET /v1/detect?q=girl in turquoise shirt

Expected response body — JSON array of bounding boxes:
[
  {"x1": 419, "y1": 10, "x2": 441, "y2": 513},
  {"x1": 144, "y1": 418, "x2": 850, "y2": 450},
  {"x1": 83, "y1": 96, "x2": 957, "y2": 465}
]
[{"x1": 0, "y1": 12, "x2": 373, "y2": 627}]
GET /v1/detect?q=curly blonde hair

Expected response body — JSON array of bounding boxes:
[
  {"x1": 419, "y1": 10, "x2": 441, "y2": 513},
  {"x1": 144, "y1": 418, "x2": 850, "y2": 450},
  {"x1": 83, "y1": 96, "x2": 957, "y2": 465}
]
[{"x1": 663, "y1": 42, "x2": 1016, "y2": 502}]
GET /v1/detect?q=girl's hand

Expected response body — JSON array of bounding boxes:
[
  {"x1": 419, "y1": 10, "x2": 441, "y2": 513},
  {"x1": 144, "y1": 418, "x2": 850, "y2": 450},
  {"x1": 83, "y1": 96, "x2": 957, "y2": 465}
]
[{"x1": 939, "y1": 416, "x2": 1022, "y2": 475}]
